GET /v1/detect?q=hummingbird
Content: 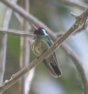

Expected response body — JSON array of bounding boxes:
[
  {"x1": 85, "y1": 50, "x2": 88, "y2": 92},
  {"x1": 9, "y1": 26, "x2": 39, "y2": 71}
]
[{"x1": 31, "y1": 25, "x2": 61, "y2": 78}]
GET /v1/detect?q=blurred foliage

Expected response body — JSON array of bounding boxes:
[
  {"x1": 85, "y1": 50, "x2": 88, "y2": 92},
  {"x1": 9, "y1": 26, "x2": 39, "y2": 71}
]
[{"x1": 0, "y1": 0, "x2": 87, "y2": 94}]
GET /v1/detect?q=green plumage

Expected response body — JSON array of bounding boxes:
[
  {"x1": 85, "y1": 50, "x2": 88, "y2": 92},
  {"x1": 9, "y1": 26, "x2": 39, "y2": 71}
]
[
  {"x1": 31, "y1": 35, "x2": 61, "y2": 78},
  {"x1": 32, "y1": 36, "x2": 49, "y2": 57}
]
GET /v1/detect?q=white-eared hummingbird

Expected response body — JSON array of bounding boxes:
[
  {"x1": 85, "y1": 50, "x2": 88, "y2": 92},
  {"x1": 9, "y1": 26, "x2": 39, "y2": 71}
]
[{"x1": 31, "y1": 25, "x2": 61, "y2": 78}]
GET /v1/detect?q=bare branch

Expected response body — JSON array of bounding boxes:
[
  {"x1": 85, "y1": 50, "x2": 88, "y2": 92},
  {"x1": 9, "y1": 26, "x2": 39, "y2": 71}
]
[
  {"x1": 0, "y1": 0, "x2": 56, "y2": 40},
  {"x1": 13, "y1": 12, "x2": 23, "y2": 24},
  {"x1": 61, "y1": 44, "x2": 88, "y2": 94},
  {"x1": 1, "y1": 0, "x2": 88, "y2": 41},
  {"x1": 0, "y1": 0, "x2": 17, "y2": 94},
  {"x1": 1, "y1": 1, "x2": 88, "y2": 94},
  {"x1": 0, "y1": 28, "x2": 34, "y2": 37},
  {"x1": 61, "y1": 0, "x2": 88, "y2": 10},
  {"x1": 19, "y1": 0, "x2": 34, "y2": 94},
  {"x1": 0, "y1": 9, "x2": 87, "y2": 93}
]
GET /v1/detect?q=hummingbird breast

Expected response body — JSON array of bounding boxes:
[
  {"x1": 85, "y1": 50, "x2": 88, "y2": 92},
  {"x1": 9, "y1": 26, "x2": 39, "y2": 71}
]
[
  {"x1": 31, "y1": 36, "x2": 61, "y2": 78},
  {"x1": 31, "y1": 38, "x2": 48, "y2": 57}
]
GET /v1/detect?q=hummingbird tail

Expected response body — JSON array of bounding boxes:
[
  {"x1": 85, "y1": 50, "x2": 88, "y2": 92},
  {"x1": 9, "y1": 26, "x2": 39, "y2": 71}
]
[{"x1": 43, "y1": 53, "x2": 61, "y2": 78}]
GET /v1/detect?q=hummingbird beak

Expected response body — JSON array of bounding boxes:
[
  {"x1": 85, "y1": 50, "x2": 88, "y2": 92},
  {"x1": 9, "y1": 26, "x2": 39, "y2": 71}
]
[{"x1": 32, "y1": 24, "x2": 39, "y2": 31}]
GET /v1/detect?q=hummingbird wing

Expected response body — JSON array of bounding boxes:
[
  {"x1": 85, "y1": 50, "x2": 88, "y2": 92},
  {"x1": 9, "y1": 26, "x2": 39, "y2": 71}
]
[
  {"x1": 43, "y1": 53, "x2": 61, "y2": 78},
  {"x1": 31, "y1": 35, "x2": 61, "y2": 78},
  {"x1": 43, "y1": 36, "x2": 61, "y2": 78}
]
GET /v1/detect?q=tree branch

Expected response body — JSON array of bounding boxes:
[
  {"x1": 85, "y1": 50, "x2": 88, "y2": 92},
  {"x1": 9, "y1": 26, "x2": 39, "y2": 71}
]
[
  {"x1": 0, "y1": 0, "x2": 17, "y2": 94},
  {"x1": 0, "y1": 0, "x2": 56, "y2": 40},
  {"x1": 0, "y1": 8, "x2": 87, "y2": 93},
  {"x1": 0, "y1": 28, "x2": 34, "y2": 37},
  {"x1": 61, "y1": 44, "x2": 88, "y2": 94},
  {"x1": 1, "y1": 1, "x2": 88, "y2": 94},
  {"x1": 61, "y1": 0, "x2": 88, "y2": 10},
  {"x1": 19, "y1": 0, "x2": 34, "y2": 94}
]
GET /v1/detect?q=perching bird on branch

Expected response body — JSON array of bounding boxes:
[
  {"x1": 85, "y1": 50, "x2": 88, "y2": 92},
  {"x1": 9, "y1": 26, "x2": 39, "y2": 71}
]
[{"x1": 31, "y1": 25, "x2": 61, "y2": 78}]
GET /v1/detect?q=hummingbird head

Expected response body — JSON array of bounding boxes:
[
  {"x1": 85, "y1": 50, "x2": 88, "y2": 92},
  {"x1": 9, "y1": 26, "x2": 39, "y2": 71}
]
[{"x1": 33, "y1": 24, "x2": 48, "y2": 36}]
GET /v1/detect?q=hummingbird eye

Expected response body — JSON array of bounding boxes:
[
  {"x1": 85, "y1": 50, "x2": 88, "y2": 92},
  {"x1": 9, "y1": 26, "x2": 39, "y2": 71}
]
[{"x1": 34, "y1": 27, "x2": 48, "y2": 36}]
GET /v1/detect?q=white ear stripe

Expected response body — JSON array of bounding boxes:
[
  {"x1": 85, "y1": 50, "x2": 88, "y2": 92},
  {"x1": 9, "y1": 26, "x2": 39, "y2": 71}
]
[{"x1": 42, "y1": 29, "x2": 48, "y2": 36}]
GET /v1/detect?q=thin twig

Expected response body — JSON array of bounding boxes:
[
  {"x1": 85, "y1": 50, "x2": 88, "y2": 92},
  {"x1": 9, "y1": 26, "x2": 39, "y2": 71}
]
[
  {"x1": 61, "y1": 0, "x2": 88, "y2": 10},
  {"x1": 14, "y1": 12, "x2": 23, "y2": 24},
  {"x1": 1, "y1": 0, "x2": 56, "y2": 40},
  {"x1": 23, "y1": 1, "x2": 35, "y2": 93},
  {"x1": 19, "y1": 0, "x2": 29, "y2": 93},
  {"x1": 0, "y1": 0, "x2": 17, "y2": 94},
  {"x1": 0, "y1": 9, "x2": 88, "y2": 93},
  {"x1": 19, "y1": 0, "x2": 34, "y2": 94},
  {"x1": 0, "y1": 28, "x2": 34, "y2": 37},
  {"x1": 61, "y1": 44, "x2": 88, "y2": 94},
  {"x1": 1, "y1": 0, "x2": 88, "y2": 93},
  {"x1": 1, "y1": 0, "x2": 88, "y2": 41}
]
